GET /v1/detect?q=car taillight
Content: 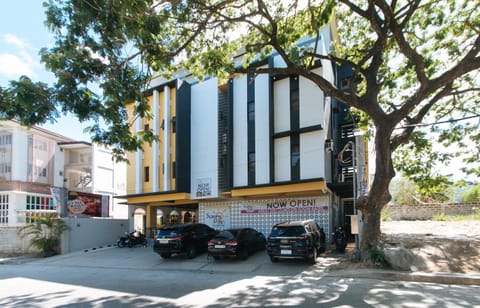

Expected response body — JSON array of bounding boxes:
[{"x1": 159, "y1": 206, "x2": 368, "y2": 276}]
[
  {"x1": 208, "y1": 241, "x2": 214, "y2": 246},
  {"x1": 170, "y1": 236, "x2": 184, "y2": 241},
  {"x1": 226, "y1": 241, "x2": 238, "y2": 246}
]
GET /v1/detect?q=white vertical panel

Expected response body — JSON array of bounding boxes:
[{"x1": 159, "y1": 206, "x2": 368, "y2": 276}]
[
  {"x1": 273, "y1": 78, "x2": 290, "y2": 133},
  {"x1": 233, "y1": 76, "x2": 248, "y2": 187},
  {"x1": 152, "y1": 90, "x2": 159, "y2": 192},
  {"x1": 300, "y1": 67, "x2": 324, "y2": 128},
  {"x1": 300, "y1": 131, "x2": 324, "y2": 179},
  {"x1": 274, "y1": 137, "x2": 290, "y2": 182},
  {"x1": 191, "y1": 78, "x2": 219, "y2": 198},
  {"x1": 163, "y1": 86, "x2": 170, "y2": 191},
  {"x1": 135, "y1": 112, "x2": 142, "y2": 193},
  {"x1": 255, "y1": 72, "x2": 270, "y2": 185}
]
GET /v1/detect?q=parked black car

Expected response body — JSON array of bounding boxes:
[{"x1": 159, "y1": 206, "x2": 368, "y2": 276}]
[
  {"x1": 208, "y1": 228, "x2": 266, "y2": 260},
  {"x1": 153, "y1": 223, "x2": 218, "y2": 259},
  {"x1": 266, "y1": 220, "x2": 326, "y2": 264}
]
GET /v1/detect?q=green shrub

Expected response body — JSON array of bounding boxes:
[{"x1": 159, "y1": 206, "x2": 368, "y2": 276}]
[
  {"x1": 366, "y1": 245, "x2": 389, "y2": 268},
  {"x1": 432, "y1": 213, "x2": 449, "y2": 221}
]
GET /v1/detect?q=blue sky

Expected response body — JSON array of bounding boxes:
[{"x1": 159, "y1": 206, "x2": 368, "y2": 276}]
[{"x1": 0, "y1": 2, "x2": 93, "y2": 142}]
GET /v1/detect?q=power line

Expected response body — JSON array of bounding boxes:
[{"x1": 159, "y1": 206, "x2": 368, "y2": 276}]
[{"x1": 399, "y1": 114, "x2": 480, "y2": 129}]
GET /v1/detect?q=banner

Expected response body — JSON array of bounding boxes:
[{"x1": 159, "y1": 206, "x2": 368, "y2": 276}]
[
  {"x1": 240, "y1": 197, "x2": 329, "y2": 214},
  {"x1": 204, "y1": 205, "x2": 230, "y2": 229},
  {"x1": 67, "y1": 191, "x2": 108, "y2": 217}
]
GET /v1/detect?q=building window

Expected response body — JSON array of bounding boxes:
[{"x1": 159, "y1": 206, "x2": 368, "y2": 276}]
[
  {"x1": 248, "y1": 101, "x2": 255, "y2": 121},
  {"x1": 248, "y1": 152, "x2": 255, "y2": 173},
  {"x1": 24, "y1": 194, "x2": 54, "y2": 224},
  {"x1": 172, "y1": 161, "x2": 176, "y2": 179},
  {"x1": 0, "y1": 134, "x2": 12, "y2": 145},
  {"x1": 171, "y1": 117, "x2": 176, "y2": 133},
  {"x1": 0, "y1": 194, "x2": 8, "y2": 225},
  {"x1": 291, "y1": 137, "x2": 300, "y2": 181},
  {"x1": 144, "y1": 124, "x2": 150, "y2": 131},
  {"x1": 144, "y1": 166, "x2": 150, "y2": 182}
]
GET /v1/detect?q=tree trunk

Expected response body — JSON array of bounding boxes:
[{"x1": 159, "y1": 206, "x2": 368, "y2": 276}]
[{"x1": 357, "y1": 125, "x2": 395, "y2": 257}]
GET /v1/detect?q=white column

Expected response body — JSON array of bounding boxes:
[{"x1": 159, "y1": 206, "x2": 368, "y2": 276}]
[
  {"x1": 152, "y1": 90, "x2": 160, "y2": 192},
  {"x1": 135, "y1": 106, "x2": 143, "y2": 194},
  {"x1": 163, "y1": 86, "x2": 171, "y2": 191}
]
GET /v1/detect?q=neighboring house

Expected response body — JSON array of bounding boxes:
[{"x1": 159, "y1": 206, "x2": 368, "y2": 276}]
[
  {"x1": 120, "y1": 24, "x2": 366, "y2": 239},
  {"x1": 60, "y1": 142, "x2": 127, "y2": 219},
  {"x1": 0, "y1": 120, "x2": 127, "y2": 254}
]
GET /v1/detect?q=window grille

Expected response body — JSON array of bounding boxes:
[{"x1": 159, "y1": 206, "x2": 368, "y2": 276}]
[{"x1": 0, "y1": 194, "x2": 8, "y2": 225}]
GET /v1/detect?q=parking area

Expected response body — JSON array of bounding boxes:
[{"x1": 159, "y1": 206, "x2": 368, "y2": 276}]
[{"x1": 26, "y1": 244, "x2": 347, "y2": 276}]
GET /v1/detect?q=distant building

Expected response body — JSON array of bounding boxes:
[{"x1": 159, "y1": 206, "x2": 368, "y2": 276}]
[{"x1": 0, "y1": 120, "x2": 127, "y2": 253}]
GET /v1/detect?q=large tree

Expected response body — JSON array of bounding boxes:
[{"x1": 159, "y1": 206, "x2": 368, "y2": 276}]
[{"x1": 1, "y1": 0, "x2": 479, "y2": 255}]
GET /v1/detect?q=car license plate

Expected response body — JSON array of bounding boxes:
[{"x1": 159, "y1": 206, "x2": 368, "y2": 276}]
[
  {"x1": 215, "y1": 245, "x2": 226, "y2": 249},
  {"x1": 281, "y1": 249, "x2": 292, "y2": 255},
  {"x1": 159, "y1": 239, "x2": 169, "y2": 244}
]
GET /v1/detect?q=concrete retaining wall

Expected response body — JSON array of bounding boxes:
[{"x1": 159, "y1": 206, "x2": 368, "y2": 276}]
[
  {"x1": 61, "y1": 218, "x2": 129, "y2": 254},
  {"x1": 385, "y1": 202, "x2": 479, "y2": 220},
  {"x1": 0, "y1": 226, "x2": 39, "y2": 254}
]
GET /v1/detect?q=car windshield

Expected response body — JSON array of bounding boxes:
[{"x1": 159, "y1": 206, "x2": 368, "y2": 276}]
[
  {"x1": 157, "y1": 228, "x2": 184, "y2": 237},
  {"x1": 270, "y1": 226, "x2": 306, "y2": 237},
  {"x1": 214, "y1": 230, "x2": 238, "y2": 240}
]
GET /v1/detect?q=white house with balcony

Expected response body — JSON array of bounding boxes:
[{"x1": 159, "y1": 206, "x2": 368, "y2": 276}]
[{"x1": 0, "y1": 120, "x2": 127, "y2": 254}]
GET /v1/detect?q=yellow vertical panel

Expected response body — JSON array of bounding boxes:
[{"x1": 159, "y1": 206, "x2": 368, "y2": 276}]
[
  {"x1": 142, "y1": 95, "x2": 154, "y2": 193},
  {"x1": 125, "y1": 102, "x2": 137, "y2": 194},
  {"x1": 158, "y1": 90, "x2": 165, "y2": 191},
  {"x1": 170, "y1": 87, "x2": 176, "y2": 190}
]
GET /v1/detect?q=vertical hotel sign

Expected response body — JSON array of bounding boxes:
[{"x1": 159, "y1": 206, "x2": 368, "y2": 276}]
[{"x1": 240, "y1": 196, "x2": 329, "y2": 214}]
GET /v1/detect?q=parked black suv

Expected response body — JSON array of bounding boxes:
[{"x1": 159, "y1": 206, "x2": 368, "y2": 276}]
[
  {"x1": 153, "y1": 223, "x2": 218, "y2": 259},
  {"x1": 266, "y1": 220, "x2": 326, "y2": 264}
]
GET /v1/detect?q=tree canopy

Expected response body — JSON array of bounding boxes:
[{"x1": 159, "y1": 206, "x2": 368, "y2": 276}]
[{"x1": 1, "y1": 0, "x2": 480, "y2": 255}]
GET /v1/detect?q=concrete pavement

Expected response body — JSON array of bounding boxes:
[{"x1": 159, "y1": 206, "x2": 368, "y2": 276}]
[{"x1": 2, "y1": 244, "x2": 479, "y2": 286}]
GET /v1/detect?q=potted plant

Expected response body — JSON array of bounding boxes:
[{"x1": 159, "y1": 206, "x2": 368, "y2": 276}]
[{"x1": 18, "y1": 213, "x2": 69, "y2": 257}]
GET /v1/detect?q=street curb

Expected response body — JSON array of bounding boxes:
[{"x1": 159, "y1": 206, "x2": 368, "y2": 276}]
[{"x1": 325, "y1": 269, "x2": 480, "y2": 286}]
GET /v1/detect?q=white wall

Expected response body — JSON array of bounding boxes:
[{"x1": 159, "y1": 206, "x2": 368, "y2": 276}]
[
  {"x1": 273, "y1": 78, "x2": 290, "y2": 133},
  {"x1": 61, "y1": 217, "x2": 129, "y2": 253},
  {"x1": 274, "y1": 137, "x2": 290, "y2": 182},
  {"x1": 233, "y1": 75, "x2": 248, "y2": 187},
  {"x1": 191, "y1": 78, "x2": 219, "y2": 198},
  {"x1": 254, "y1": 71, "x2": 270, "y2": 185},
  {"x1": 300, "y1": 67, "x2": 324, "y2": 128},
  {"x1": 11, "y1": 129, "x2": 27, "y2": 182},
  {"x1": 301, "y1": 131, "x2": 325, "y2": 179}
]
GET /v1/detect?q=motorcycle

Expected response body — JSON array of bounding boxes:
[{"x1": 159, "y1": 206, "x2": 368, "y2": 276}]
[
  {"x1": 332, "y1": 226, "x2": 347, "y2": 253},
  {"x1": 117, "y1": 231, "x2": 147, "y2": 248}
]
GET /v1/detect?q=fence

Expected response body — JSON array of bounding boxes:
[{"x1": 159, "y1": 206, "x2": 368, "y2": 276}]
[{"x1": 384, "y1": 202, "x2": 480, "y2": 220}]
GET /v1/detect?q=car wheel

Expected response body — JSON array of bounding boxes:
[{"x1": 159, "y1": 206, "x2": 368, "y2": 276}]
[
  {"x1": 213, "y1": 256, "x2": 221, "y2": 260},
  {"x1": 269, "y1": 255, "x2": 278, "y2": 263},
  {"x1": 186, "y1": 245, "x2": 197, "y2": 259},
  {"x1": 160, "y1": 253, "x2": 171, "y2": 259},
  {"x1": 308, "y1": 247, "x2": 317, "y2": 264}
]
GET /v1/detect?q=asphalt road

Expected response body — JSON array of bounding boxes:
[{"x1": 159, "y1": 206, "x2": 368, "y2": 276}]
[{"x1": 0, "y1": 247, "x2": 479, "y2": 307}]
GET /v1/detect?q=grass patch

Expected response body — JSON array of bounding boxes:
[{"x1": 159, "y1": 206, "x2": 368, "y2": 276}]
[{"x1": 432, "y1": 208, "x2": 480, "y2": 221}]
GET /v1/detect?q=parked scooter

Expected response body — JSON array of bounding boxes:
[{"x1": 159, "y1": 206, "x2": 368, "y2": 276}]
[
  {"x1": 117, "y1": 231, "x2": 147, "y2": 248},
  {"x1": 332, "y1": 226, "x2": 347, "y2": 253}
]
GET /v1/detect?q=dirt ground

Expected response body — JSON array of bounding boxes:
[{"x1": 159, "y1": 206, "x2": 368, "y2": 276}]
[
  {"x1": 329, "y1": 220, "x2": 480, "y2": 274},
  {"x1": 380, "y1": 220, "x2": 480, "y2": 274}
]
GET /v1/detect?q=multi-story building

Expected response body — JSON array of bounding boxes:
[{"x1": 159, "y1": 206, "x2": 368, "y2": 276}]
[
  {"x1": 0, "y1": 120, "x2": 127, "y2": 253},
  {"x1": 0, "y1": 120, "x2": 69, "y2": 226},
  {"x1": 120, "y1": 25, "x2": 364, "y2": 238}
]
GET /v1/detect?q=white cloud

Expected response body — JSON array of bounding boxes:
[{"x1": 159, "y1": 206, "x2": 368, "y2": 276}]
[
  {"x1": 3, "y1": 33, "x2": 28, "y2": 49},
  {"x1": 0, "y1": 53, "x2": 35, "y2": 78},
  {"x1": 0, "y1": 33, "x2": 39, "y2": 81}
]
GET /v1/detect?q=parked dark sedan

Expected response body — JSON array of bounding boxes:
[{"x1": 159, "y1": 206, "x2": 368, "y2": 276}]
[
  {"x1": 153, "y1": 223, "x2": 218, "y2": 259},
  {"x1": 208, "y1": 228, "x2": 266, "y2": 260}
]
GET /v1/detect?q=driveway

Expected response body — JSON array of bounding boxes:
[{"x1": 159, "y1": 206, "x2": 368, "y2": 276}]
[{"x1": 27, "y1": 245, "x2": 343, "y2": 277}]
